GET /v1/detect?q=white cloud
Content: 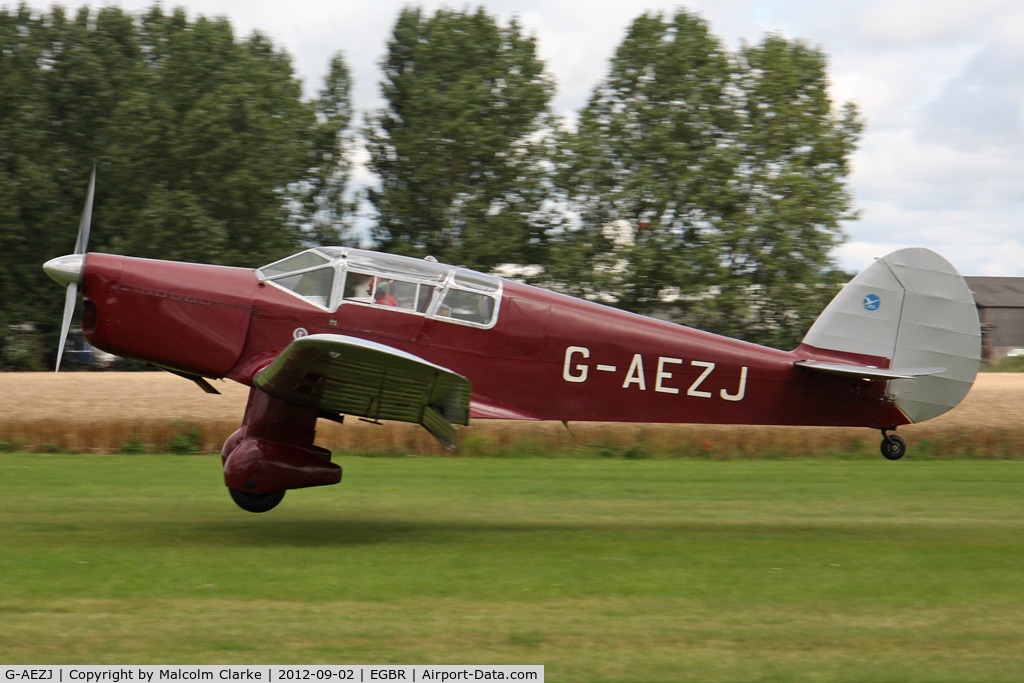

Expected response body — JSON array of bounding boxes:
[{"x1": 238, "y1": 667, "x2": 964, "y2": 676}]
[
  {"x1": 921, "y1": 45, "x2": 1024, "y2": 155},
  {"x1": 835, "y1": 241, "x2": 917, "y2": 273},
  {"x1": 854, "y1": 0, "x2": 1017, "y2": 47}
]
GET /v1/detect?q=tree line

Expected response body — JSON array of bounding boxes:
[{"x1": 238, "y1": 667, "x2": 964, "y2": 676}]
[{"x1": 0, "y1": 3, "x2": 860, "y2": 368}]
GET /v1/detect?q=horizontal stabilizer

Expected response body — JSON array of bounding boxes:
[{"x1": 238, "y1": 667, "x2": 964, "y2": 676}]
[
  {"x1": 255, "y1": 334, "x2": 471, "y2": 449},
  {"x1": 795, "y1": 360, "x2": 946, "y2": 380}
]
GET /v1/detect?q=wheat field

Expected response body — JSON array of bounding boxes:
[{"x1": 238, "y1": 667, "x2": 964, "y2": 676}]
[{"x1": 0, "y1": 371, "x2": 1021, "y2": 457}]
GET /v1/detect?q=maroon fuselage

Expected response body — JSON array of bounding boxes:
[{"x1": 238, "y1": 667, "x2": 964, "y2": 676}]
[{"x1": 81, "y1": 253, "x2": 909, "y2": 430}]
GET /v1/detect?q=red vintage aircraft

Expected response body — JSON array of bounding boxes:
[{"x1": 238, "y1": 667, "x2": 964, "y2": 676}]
[{"x1": 44, "y1": 171, "x2": 981, "y2": 512}]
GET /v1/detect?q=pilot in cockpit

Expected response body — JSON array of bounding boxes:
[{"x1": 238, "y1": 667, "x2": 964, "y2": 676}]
[
  {"x1": 344, "y1": 273, "x2": 400, "y2": 307},
  {"x1": 373, "y1": 280, "x2": 398, "y2": 307}
]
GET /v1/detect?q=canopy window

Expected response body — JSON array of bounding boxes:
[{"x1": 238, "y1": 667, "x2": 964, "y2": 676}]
[{"x1": 257, "y1": 248, "x2": 501, "y2": 327}]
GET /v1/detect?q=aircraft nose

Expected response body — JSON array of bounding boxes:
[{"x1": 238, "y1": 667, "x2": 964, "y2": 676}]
[{"x1": 43, "y1": 254, "x2": 85, "y2": 288}]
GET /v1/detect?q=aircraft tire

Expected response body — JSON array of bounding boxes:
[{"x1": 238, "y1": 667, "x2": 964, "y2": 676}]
[
  {"x1": 229, "y1": 487, "x2": 285, "y2": 513},
  {"x1": 880, "y1": 434, "x2": 906, "y2": 461}
]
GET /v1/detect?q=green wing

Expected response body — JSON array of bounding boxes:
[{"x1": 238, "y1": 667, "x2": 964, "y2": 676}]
[{"x1": 254, "y1": 334, "x2": 471, "y2": 449}]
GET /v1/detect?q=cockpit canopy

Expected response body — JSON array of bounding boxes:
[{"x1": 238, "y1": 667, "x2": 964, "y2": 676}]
[{"x1": 256, "y1": 247, "x2": 502, "y2": 328}]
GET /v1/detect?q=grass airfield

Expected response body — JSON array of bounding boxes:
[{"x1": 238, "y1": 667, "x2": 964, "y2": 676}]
[{"x1": 2, "y1": 454, "x2": 1024, "y2": 681}]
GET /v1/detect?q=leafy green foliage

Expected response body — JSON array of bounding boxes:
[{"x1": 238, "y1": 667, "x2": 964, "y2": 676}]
[
  {"x1": 97, "y1": 8, "x2": 325, "y2": 265},
  {"x1": 552, "y1": 10, "x2": 860, "y2": 349},
  {"x1": 119, "y1": 435, "x2": 149, "y2": 454},
  {"x1": 302, "y1": 53, "x2": 356, "y2": 246},
  {"x1": 366, "y1": 6, "x2": 555, "y2": 270},
  {"x1": 0, "y1": 5, "x2": 353, "y2": 367},
  {"x1": 168, "y1": 430, "x2": 201, "y2": 454}
]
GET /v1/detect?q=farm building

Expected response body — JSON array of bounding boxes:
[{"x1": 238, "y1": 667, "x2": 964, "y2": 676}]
[{"x1": 964, "y1": 277, "x2": 1024, "y2": 360}]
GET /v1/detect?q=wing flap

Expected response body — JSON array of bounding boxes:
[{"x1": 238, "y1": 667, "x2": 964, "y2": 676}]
[
  {"x1": 255, "y1": 334, "x2": 471, "y2": 448},
  {"x1": 795, "y1": 359, "x2": 946, "y2": 380}
]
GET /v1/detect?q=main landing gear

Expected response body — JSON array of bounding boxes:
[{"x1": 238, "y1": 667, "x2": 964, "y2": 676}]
[
  {"x1": 879, "y1": 430, "x2": 906, "y2": 461},
  {"x1": 222, "y1": 386, "x2": 343, "y2": 513}
]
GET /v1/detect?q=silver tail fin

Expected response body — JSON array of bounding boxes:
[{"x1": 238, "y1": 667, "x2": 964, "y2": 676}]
[{"x1": 800, "y1": 248, "x2": 980, "y2": 423}]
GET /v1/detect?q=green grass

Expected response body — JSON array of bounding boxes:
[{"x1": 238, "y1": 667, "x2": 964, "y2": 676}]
[{"x1": 2, "y1": 454, "x2": 1024, "y2": 681}]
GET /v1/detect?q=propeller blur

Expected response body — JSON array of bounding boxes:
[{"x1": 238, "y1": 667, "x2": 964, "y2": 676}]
[{"x1": 45, "y1": 166, "x2": 95, "y2": 372}]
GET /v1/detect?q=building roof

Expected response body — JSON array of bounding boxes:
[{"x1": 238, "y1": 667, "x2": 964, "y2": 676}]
[{"x1": 964, "y1": 277, "x2": 1024, "y2": 308}]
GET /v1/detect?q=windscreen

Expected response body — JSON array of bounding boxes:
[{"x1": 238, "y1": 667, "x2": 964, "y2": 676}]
[
  {"x1": 260, "y1": 251, "x2": 329, "y2": 278},
  {"x1": 270, "y1": 267, "x2": 335, "y2": 308}
]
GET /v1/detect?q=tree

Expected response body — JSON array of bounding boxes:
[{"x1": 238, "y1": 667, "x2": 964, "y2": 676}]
[
  {"x1": 0, "y1": 4, "x2": 354, "y2": 368},
  {"x1": 0, "y1": 5, "x2": 141, "y2": 367},
  {"x1": 712, "y1": 36, "x2": 861, "y2": 348},
  {"x1": 99, "y1": 7, "x2": 322, "y2": 266},
  {"x1": 366, "y1": 6, "x2": 555, "y2": 270},
  {"x1": 550, "y1": 10, "x2": 734, "y2": 309},
  {"x1": 552, "y1": 9, "x2": 860, "y2": 349},
  {"x1": 301, "y1": 52, "x2": 356, "y2": 246}
]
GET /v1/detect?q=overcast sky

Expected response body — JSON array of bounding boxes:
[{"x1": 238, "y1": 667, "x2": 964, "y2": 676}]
[{"x1": 20, "y1": 0, "x2": 1024, "y2": 276}]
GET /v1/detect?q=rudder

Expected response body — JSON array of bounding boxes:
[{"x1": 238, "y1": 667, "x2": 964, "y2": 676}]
[{"x1": 801, "y1": 248, "x2": 980, "y2": 423}]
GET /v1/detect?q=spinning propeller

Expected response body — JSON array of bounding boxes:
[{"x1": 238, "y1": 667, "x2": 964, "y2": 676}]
[{"x1": 42, "y1": 166, "x2": 95, "y2": 372}]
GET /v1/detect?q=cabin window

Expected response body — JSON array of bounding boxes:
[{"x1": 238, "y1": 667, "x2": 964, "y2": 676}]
[
  {"x1": 435, "y1": 288, "x2": 496, "y2": 325},
  {"x1": 374, "y1": 278, "x2": 414, "y2": 309},
  {"x1": 416, "y1": 286, "x2": 436, "y2": 313},
  {"x1": 453, "y1": 269, "x2": 500, "y2": 292},
  {"x1": 430, "y1": 269, "x2": 500, "y2": 326},
  {"x1": 345, "y1": 271, "x2": 437, "y2": 313},
  {"x1": 257, "y1": 247, "x2": 501, "y2": 323},
  {"x1": 343, "y1": 271, "x2": 375, "y2": 303}
]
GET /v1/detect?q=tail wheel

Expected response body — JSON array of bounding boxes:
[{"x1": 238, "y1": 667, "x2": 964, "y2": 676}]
[
  {"x1": 880, "y1": 434, "x2": 906, "y2": 461},
  {"x1": 229, "y1": 488, "x2": 285, "y2": 513}
]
